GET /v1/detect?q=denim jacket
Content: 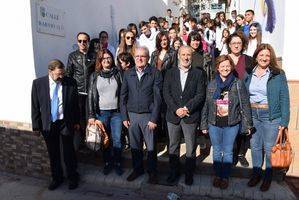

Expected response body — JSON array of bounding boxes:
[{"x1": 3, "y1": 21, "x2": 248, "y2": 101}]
[
  {"x1": 200, "y1": 78, "x2": 253, "y2": 133},
  {"x1": 246, "y1": 68, "x2": 290, "y2": 127}
]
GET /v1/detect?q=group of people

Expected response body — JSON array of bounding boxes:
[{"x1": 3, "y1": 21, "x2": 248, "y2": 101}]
[{"x1": 31, "y1": 8, "x2": 290, "y2": 193}]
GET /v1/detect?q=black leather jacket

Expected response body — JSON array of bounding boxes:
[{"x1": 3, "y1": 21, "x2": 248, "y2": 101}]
[
  {"x1": 150, "y1": 48, "x2": 177, "y2": 77},
  {"x1": 66, "y1": 50, "x2": 96, "y2": 94},
  {"x1": 88, "y1": 70, "x2": 122, "y2": 119}
]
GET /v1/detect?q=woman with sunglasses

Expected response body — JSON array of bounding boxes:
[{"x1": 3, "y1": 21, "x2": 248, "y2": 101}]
[
  {"x1": 88, "y1": 49, "x2": 123, "y2": 176},
  {"x1": 116, "y1": 30, "x2": 136, "y2": 65}
]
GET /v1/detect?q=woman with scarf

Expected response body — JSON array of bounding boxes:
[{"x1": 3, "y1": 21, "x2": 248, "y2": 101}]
[
  {"x1": 201, "y1": 55, "x2": 253, "y2": 189},
  {"x1": 88, "y1": 49, "x2": 123, "y2": 176}
]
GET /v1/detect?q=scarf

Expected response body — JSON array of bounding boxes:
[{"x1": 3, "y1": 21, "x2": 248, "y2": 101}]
[
  {"x1": 213, "y1": 73, "x2": 236, "y2": 100},
  {"x1": 99, "y1": 67, "x2": 118, "y2": 80}
]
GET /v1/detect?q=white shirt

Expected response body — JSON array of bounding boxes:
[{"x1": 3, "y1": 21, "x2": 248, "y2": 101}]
[
  {"x1": 137, "y1": 28, "x2": 159, "y2": 57},
  {"x1": 245, "y1": 39, "x2": 258, "y2": 57},
  {"x1": 136, "y1": 66, "x2": 147, "y2": 80},
  {"x1": 49, "y1": 76, "x2": 63, "y2": 120},
  {"x1": 179, "y1": 65, "x2": 191, "y2": 91}
]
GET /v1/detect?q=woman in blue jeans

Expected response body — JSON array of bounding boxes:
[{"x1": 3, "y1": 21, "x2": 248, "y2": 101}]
[
  {"x1": 201, "y1": 55, "x2": 253, "y2": 189},
  {"x1": 246, "y1": 44, "x2": 290, "y2": 192},
  {"x1": 88, "y1": 49, "x2": 123, "y2": 176}
]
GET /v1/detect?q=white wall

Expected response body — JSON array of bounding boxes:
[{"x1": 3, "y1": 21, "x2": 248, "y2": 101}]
[
  {"x1": 239, "y1": 0, "x2": 285, "y2": 57},
  {"x1": 0, "y1": 0, "x2": 173, "y2": 124},
  {"x1": 32, "y1": 0, "x2": 171, "y2": 77},
  {"x1": 0, "y1": 1, "x2": 36, "y2": 123},
  {"x1": 283, "y1": 1, "x2": 299, "y2": 80}
]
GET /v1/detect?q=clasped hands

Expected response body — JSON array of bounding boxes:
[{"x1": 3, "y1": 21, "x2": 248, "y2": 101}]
[{"x1": 176, "y1": 107, "x2": 189, "y2": 118}]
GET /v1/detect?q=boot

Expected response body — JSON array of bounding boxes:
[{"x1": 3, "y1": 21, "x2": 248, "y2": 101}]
[
  {"x1": 167, "y1": 154, "x2": 180, "y2": 184},
  {"x1": 131, "y1": 148, "x2": 144, "y2": 174},
  {"x1": 113, "y1": 148, "x2": 123, "y2": 176},
  {"x1": 147, "y1": 151, "x2": 158, "y2": 184},
  {"x1": 102, "y1": 148, "x2": 112, "y2": 175},
  {"x1": 185, "y1": 157, "x2": 196, "y2": 185}
]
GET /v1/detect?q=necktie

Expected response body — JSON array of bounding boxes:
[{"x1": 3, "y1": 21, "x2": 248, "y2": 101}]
[{"x1": 51, "y1": 83, "x2": 59, "y2": 122}]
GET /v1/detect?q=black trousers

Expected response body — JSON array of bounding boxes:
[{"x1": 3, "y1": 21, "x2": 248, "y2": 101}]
[
  {"x1": 43, "y1": 120, "x2": 78, "y2": 181},
  {"x1": 78, "y1": 94, "x2": 88, "y2": 137}
]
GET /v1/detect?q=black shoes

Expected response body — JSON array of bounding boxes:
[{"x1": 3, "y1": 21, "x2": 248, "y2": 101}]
[
  {"x1": 127, "y1": 171, "x2": 144, "y2": 182},
  {"x1": 68, "y1": 180, "x2": 78, "y2": 190},
  {"x1": 103, "y1": 162, "x2": 113, "y2": 175},
  {"x1": 260, "y1": 179, "x2": 271, "y2": 192},
  {"x1": 185, "y1": 172, "x2": 193, "y2": 185},
  {"x1": 148, "y1": 173, "x2": 158, "y2": 184},
  {"x1": 247, "y1": 174, "x2": 262, "y2": 187},
  {"x1": 238, "y1": 155, "x2": 249, "y2": 167},
  {"x1": 114, "y1": 163, "x2": 124, "y2": 176},
  {"x1": 48, "y1": 179, "x2": 63, "y2": 190},
  {"x1": 167, "y1": 171, "x2": 180, "y2": 184}
]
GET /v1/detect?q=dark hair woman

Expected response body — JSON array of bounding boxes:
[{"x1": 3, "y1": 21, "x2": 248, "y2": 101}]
[
  {"x1": 226, "y1": 31, "x2": 254, "y2": 168},
  {"x1": 88, "y1": 49, "x2": 123, "y2": 176},
  {"x1": 187, "y1": 31, "x2": 204, "y2": 69},
  {"x1": 150, "y1": 31, "x2": 177, "y2": 75},
  {"x1": 201, "y1": 55, "x2": 253, "y2": 190},
  {"x1": 245, "y1": 23, "x2": 262, "y2": 57},
  {"x1": 247, "y1": 44, "x2": 290, "y2": 192}
]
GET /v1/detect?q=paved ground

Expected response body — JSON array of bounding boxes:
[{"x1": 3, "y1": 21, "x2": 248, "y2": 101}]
[{"x1": 0, "y1": 171, "x2": 216, "y2": 200}]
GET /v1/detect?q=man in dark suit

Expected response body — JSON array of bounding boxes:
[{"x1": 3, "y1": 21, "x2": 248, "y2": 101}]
[
  {"x1": 163, "y1": 46, "x2": 206, "y2": 185},
  {"x1": 120, "y1": 46, "x2": 162, "y2": 184},
  {"x1": 31, "y1": 59, "x2": 80, "y2": 190}
]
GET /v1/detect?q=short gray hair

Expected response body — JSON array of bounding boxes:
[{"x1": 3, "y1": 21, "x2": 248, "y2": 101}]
[{"x1": 135, "y1": 46, "x2": 150, "y2": 58}]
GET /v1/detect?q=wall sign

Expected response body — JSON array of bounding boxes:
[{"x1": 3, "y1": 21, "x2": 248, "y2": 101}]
[{"x1": 36, "y1": 3, "x2": 65, "y2": 37}]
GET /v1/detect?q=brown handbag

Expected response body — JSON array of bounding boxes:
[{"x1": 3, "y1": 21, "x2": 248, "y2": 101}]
[{"x1": 270, "y1": 128, "x2": 293, "y2": 168}]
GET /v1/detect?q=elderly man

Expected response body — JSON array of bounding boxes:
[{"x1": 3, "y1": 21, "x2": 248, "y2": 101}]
[
  {"x1": 163, "y1": 46, "x2": 206, "y2": 185},
  {"x1": 120, "y1": 46, "x2": 163, "y2": 184},
  {"x1": 31, "y1": 60, "x2": 80, "y2": 190}
]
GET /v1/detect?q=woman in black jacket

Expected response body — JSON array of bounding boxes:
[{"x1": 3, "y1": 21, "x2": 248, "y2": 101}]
[
  {"x1": 88, "y1": 49, "x2": 123, "y2": 176},
  {"x1": 150, "y1": 31, "x2": 177, "y2": 76},
  {"x1": 201, "y1": 55, "x2": 253, "y2": 189}
]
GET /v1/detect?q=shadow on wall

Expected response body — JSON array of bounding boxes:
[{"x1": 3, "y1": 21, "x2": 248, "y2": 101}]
[{"x1": 31, "y1": 0, "x2": 172, "y2": 78}]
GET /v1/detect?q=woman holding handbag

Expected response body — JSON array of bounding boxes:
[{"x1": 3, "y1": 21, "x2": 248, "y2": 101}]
[
  {"x1": 246, "y1": 43, "x2": 290, "y2": 191},
  {"x1": 201, "y1": 55, "x2": 253, "y2": 189},
  {"x1": 88, "y1": 49, "x2": 123, "y2": 176}
]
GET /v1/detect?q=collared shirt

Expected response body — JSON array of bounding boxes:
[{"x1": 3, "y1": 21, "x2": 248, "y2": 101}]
[
  {"x1": 49, "y1": 76, "x2": 64, "y2": 120},
  {"x1": 249, "y1": 67, "x2": 270, "y2": 104},
  {"x1": 136, "y1": 66, "x2": 147, "y2": 80},
  {"x1": 179, "y1": 65, "x2": 191, "y2": 91}
]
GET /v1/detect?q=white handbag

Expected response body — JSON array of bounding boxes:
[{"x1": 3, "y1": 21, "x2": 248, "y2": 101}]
[{"x1": 85, "y1": 124, "x2": 102, "y2": 151}]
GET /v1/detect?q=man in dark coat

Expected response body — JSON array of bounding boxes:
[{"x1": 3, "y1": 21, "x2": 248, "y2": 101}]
[{"x1": 31, "y1": 59, "x2": 80, "y2": 190}]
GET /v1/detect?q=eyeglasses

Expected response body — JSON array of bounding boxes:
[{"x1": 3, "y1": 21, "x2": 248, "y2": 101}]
[
  {"x1": 126, "y1": 36, "x2": 135, "y2": 40},
  {"x1": 230, "y1": 42, "x2": 242, "y2": 46},
  {"x1": 78, "y1": 40, "x2": 88, "y2": 44}
]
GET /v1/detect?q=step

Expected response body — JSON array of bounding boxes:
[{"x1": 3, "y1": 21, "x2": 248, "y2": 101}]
[{"x1": 78, "y1": 163, "x2": 296, "y2": 200}]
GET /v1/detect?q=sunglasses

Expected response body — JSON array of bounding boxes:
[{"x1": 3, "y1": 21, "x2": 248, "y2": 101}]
[
  {"x1": 126, "y1": 36, "x2": 134, "y2": 40},
  {"x1": 78, "y1": 40, "x2": 88, "y2": 44}
]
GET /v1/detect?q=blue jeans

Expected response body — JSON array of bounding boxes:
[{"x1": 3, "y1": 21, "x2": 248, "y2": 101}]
[
  {"x1": 250, "y1": 108, "x2": 280, "y2": 179},
  {"x1": 96, "y1": 110, "x2": 122, "y2": 149},
  {"x1": 209, "y1": 124, "x2": 239, "y2": 178}
]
